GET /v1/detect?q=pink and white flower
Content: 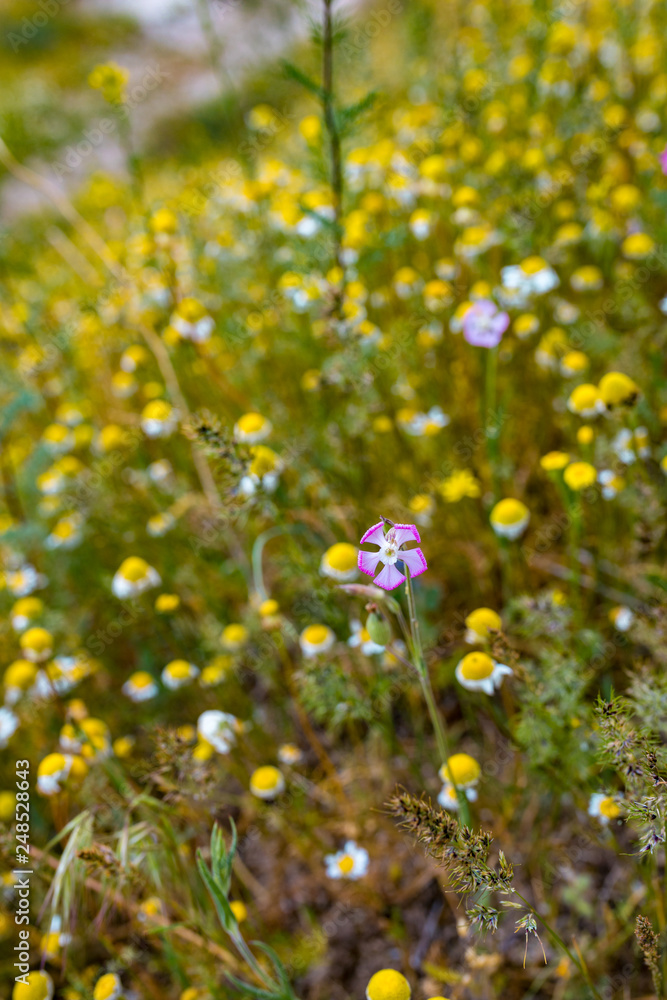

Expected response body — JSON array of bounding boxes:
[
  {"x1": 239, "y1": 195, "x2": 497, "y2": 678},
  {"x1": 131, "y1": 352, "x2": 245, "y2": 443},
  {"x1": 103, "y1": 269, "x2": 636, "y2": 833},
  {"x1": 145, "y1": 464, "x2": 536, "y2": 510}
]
[
  {"x1": 462, "y1": 300, "x2": 509, "y2": 348},
  {"x1": 357, "y1": 521, "x2": 427, "y2": 591}
]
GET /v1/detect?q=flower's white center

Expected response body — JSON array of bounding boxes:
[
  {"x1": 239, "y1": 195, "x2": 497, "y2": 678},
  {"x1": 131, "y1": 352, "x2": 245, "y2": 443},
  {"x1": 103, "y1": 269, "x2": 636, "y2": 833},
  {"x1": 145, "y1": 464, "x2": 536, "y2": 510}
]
[{"x1": 380, "y1": 531, "x2": 400, "y2": 564}]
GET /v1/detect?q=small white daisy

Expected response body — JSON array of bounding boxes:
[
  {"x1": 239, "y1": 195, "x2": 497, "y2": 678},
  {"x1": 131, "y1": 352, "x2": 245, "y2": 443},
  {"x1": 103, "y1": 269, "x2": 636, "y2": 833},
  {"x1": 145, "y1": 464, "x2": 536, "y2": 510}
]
[
  {"x1": 299, "y1": 624, "x2": 336, "y2": 658},
  {"x1": 197, "y1": 709, "x2": 239, "y2": 754},
  {"x1": 122, "y1": 671, "x2": 159, "y2": 702},
  {"x1": 588, "y1": 792, "x2": 622, "y2": 825},
  {"x1": 324, "y1": 840, "x2": 369, "y2": 880},
  {"x1": 162, "y1": 659, "x2": 199, "y2": 690},
  {"x1": 111, "y1": 557, "x2": 161, "y2": 599},
  {"x1": 455, "y1": 652, "x2": 513, "y2": 695}
]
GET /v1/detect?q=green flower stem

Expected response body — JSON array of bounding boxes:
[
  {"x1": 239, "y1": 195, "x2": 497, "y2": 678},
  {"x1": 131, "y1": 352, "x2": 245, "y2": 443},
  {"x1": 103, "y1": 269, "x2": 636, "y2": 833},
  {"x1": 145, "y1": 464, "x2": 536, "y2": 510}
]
[
  {"x1": 567, "y1": 494, "x2": 583, "y2": 621},
  {"x1": 404, "y1": 567, "x2": 472, "y2": 826},
  {"x1": 483, "y1": 346, "x2": 501, "y2": 501}
]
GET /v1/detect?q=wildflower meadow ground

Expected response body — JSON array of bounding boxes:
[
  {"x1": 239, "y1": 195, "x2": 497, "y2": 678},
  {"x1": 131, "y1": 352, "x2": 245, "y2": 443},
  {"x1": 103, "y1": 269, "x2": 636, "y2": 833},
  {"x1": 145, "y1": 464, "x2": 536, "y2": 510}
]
[{"x1": 1, "y1": 1, "x2": 667, "y2": 998}]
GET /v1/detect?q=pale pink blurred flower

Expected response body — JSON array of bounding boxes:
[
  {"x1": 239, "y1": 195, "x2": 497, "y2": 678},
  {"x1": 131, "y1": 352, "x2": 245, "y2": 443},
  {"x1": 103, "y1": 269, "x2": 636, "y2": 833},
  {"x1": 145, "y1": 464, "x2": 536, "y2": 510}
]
[
  {"x1": 358, "y1": 521, "x2": 427, "y2": 591},
  {"x1": 462, "y1": 299, "x2": 509, "y2": 348}
]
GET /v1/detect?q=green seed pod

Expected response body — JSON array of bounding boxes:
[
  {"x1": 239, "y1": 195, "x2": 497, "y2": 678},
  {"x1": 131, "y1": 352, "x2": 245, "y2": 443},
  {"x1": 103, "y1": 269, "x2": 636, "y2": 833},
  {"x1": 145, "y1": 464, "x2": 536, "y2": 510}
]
[{"x1": 366, "y1": 611, "x2": 392, "y2": 646}]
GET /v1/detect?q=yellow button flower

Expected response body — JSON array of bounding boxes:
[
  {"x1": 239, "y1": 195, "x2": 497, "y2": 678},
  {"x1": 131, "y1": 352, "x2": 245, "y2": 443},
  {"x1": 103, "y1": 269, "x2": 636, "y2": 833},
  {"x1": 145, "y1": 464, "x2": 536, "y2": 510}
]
[
  {"x1": 229, "y1": 900, "x2": 248, "y2": 922},
  {"x1": 112, "y1": 557, "x2": 161, "y2": 599},
  {"x1": 221, "y1": 623, "x2": 249, "y2": 650},
  {"x1": 598, "y1": 372, "x2": 639, "y2": 409},
  {"x1": 299, "y1": 624, "x2": 335, "y2": 657},
  {"x1": 155, "y1": 593, "x2": 180, "y2": 613},
  {"x1": 366, "y1": 970, "x2": 411, "y2": 1000},
  {"x1": 249, "y1": 765, "x2": 285, "y2": 800},
  {"x1": 489, "y1": 498, "x2": 530, "y2": 539},
  {"x1": 320, "y1": 542, "x2": 359, "y2": 581},
  {"x1": 439, "y1": 753, "x2": 481, "y2": 788},
  {"x1": 19, "y1": 627, "x2": 53, "y2": 663},
  {"x1": 563, "y1": 461, "x2": 596, "y2": 491},
  {"x1": 567, "y1": 383, "x2": 602, "y2": 417},
  {"x1": 13, "y1": 971, "x2": 54, "y2": 1000},
  {"x1": 540, "y1": 451, "x2": 570, "y2": 472},
  {"x1": 93, "y1": 973, "x2": 123, "y2": 1000},
  {"x1": 621, "y1": 232, "x2": 655, "y2": 259},
  {"x1": 234, "y1": 412, "x2": 272, "y2": 444},
  {"x1": 464, "y1": 607, "x2": 501, "y2": 643},
  {"x1": 456, "y1": 652, "x2": 513, "y2": 695}
]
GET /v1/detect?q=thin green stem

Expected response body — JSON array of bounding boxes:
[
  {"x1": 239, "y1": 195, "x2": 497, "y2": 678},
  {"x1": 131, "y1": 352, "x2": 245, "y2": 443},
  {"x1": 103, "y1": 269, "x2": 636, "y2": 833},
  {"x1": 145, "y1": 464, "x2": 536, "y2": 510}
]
[
  {"x1": 404, "y1": 568, "x2": 472, "y2": 825},
  {"x1": 321, "y1": 0, "x2": 345, "y2": 306},
  {"x1": 483, "y1": 346, "x2": 500, "y2": 501},
  {"x1": 195, "y1": 0, "x2": 237, "y2": 95}
]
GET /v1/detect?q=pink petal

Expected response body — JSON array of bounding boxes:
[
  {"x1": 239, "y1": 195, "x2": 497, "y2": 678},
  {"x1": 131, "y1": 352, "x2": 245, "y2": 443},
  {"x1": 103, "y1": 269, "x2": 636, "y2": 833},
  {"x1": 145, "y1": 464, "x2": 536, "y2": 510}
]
[
  {"x1": 373, "y1": 563, "x2": 406, "y2": 591},
  {"x1": 393, "y1": 523, "x2": 421, "y2": 545},
  {"x1": 400, "y1": 547, "x2": 427, "y2": 577},
  {"x1": 473, "y1": 299, "x2": 495, "y2": 318},
  {"x1": 360, "y1": 522, "x2": 385, "y2": 545},
  {"x1": 358, "y1": 549, "x2": 383, "y2": 576},
  {"x1": 493, "y1": 312, "x2": 510, "y2": 335}
]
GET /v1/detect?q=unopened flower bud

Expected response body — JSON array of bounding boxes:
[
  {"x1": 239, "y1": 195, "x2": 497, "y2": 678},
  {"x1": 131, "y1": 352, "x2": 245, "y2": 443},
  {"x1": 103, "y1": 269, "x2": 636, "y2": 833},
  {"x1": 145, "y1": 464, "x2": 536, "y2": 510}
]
[{"x1": 366, "y1": 611, "x2": 392, "y2": 646}]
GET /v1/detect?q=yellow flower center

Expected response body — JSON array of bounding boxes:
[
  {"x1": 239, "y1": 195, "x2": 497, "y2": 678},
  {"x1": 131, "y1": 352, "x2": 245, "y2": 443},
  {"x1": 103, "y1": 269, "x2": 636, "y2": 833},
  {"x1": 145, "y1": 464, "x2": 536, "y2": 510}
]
[
  {"x1": 491, "y1": 498, "x2": 528, "y2": 526},
  {"x1": 156, "y1": 594, "x2": 180, "y2": 612},
  {"x1": 563, "y1": 462, "x2": 597, "y2": 491},
  {"x1": 249, "y1": 445, "x2": 278, "y2": 477},
  {"x1": 338, "y1": 854, "x2": 355, "y2": 874},
  {"x1": 94, "y1": 974, "x2": 120, "y2": 1000},
  {"x1": 178, "y1": 297, "x2": 206, "y2": 322},
  {"x1": 251, "y1": 766, "x2": 281, "y2": 791},
  {"x1": 166, "y1": 660, "x2": 192, "y2": 679},
  {"x1": 459, "y1": 652, "x2": 494, "y2": 680},
  {"x1": 5, "y1": 660, "x2": 37, "y2": 688},
  {"x1": 465, "y1": 608, "x2": 501, "y2": 638},
  {"x1": 562, "y1": 350, "x2": 588, "y2": 371},
  {"x1": 21, "y1": 627, "x2": 53, "y2": 652},
  {"x1": 598, "y1": 372, "x2": 638, "y2": 407},
  {"x1": 366, "y1": 969, "x2": 412, "y2": 1000},
  {"x1": 540, "y1": 451, "x2": 571, "y2": 472},
  {"x1": 222, "y1": 624, "x2": 248, "y2": 646},
  {"x1": 120, "y1": 557, "x2": 149, "y2": 582},
  {"x1": 302, "y1": 624, "x2": 330, "y2": 646},
  {"x1": 143, "y1": 400, "x2": 171, "y2": 422},
  {"x1": 521, "y1": 255, "x2": 547, "y2": 274},
  {"x1": 237, "y1": 412, "x2": 266, "y2": 434},
  {"x1": 38, "y1": 753, "x2": 67, "y2": 777},
  {"x1": 441, "y1": 753, "x2": 481, "y2": 786},
  {"x1": 599, "y1": 797, "x2": 620, "y2": 819},
  {"x1": 325, "y1": 542, "x2": 358, "y2": 572},
  {"x1": 130, "y1": 671, "x2": 154, "y2": 689}
]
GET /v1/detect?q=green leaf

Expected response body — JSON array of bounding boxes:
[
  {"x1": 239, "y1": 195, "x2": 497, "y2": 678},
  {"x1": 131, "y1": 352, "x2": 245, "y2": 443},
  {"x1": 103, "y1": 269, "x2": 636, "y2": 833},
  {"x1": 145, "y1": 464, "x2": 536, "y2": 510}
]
[
  {"x1": 281, "y1": 60, "x2": 324, "y2": 100},
  {"x1": 196, "y1": 849, "x2": 236, "y2": 933},
  {"x1": 251, "y1": 942, "x2": 295, "y2": 996},
  {"x1": 225, "y1": 973, "x2": 280, "y2": 1000},
  {"x1": 338, "y1": 91, "x2": 377, "y2": 133}
]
